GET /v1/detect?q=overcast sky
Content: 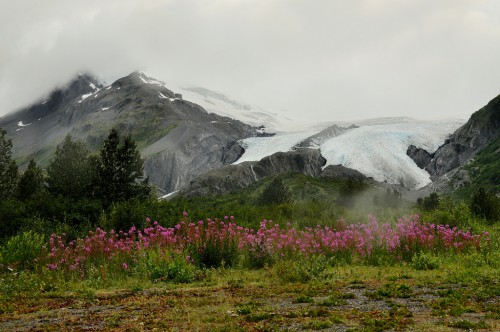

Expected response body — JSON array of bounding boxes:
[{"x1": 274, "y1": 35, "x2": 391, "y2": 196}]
[{"x1": 1, "y1": 0, "x2": 500, "y2": 122}]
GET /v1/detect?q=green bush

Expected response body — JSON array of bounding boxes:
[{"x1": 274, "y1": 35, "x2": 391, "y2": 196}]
[
  {"x1": 258, "y1": 177, "x2": 293, "y2": 205},
  {"x1": 143, "y1": 250, "x2": 197, "y2": 283},
  {"x1": 411, "y1": 252, "x2": 441, "y2": 270},
  {"x1": 0, "y1": 231, "x2": 46, "y2": 271},
  {"x1": 190, "y1": 235, "x2": 239, "y2": 268},
  {"x1": 274, "y1": 255, "x2": 334, "y2": 283}
]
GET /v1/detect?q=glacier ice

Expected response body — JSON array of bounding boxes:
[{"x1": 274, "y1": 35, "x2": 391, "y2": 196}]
[{"x1": 236, "y1": 119, "x2": 465, "y2": 189}]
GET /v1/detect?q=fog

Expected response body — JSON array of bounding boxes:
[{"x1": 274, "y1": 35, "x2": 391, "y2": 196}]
[{"x1": 1, "y1": 0, "x2": 500, "y2": 121}]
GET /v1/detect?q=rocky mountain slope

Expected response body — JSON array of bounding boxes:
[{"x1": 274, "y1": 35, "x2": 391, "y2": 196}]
[
  {"x1": 0, "y1": 72, "x2": 261, "y2": 194},
  {"x1": 181, "y1": 149, "x2": 327, "y2": 196},
  {"x1": 408, "y1": 93, "x2": 500, "y2": 188}
]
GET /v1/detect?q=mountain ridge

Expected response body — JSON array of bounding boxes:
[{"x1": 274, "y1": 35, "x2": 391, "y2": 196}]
[
  {"x1": 0, "y1": 72, "x2": 261, "y2": 194},
  {"x1": 2, "y1": 71, "x2": 494, "y2": 198}
]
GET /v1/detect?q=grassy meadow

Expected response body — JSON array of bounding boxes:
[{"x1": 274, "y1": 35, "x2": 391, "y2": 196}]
[{"x1": 1, "y1": 181, "x2": 499, "y2": 331}]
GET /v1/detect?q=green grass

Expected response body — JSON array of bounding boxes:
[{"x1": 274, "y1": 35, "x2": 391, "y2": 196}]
[{"x1": 1, "y1": 250, "x2": 499, "y2": 331}]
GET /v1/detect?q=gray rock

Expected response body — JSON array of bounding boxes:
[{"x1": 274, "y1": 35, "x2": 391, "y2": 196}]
[
  {"x1": 425, "y1": 95, "x2": 500, "y2": 179},
  {"x1": 293, "y1": 124, "x2": 352, "y2": 149},
  {"x1": 320, "y1": 164, "x2": 368, "y2": 181},
  {"x1": 181, "y1": 149, "x2": 326, "y2": 197},
  {"x1": 406, "y1": 145, "x2": 433, "y2": 169}
]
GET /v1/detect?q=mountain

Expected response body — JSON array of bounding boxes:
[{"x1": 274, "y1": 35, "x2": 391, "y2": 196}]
[
  {"x1": 2, "y1": 71, "x2": 477, "y2": 197},
  {"x1": 0, "y1": 74, "x2": 103, "y2": 165},
  {"x1": 0, "y1": 72, "x2": 261, "y2": 194},
  {"x1": 407, "y1": 93, "x2": 500, "y2": 179}
]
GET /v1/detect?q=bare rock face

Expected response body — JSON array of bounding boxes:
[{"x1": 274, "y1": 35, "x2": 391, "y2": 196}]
[
  {"x1": 293, "y1": 124, "x2": 352, "y2": 149},
  {"x1": 425, "y1": 96, "x2": 499, "y2": 179},
  {"x1": 320, "y1": 165, "x2": 368, "y2": 181},
  {"x1": 404, "y1": 94, "x2": 500, "y2": 182},
  {"x1": 406, "y1": 145, "x2": 433, "y2": 169},
  {"x1": 181, "y1": 149, "x2": 326, "y2": 197}
]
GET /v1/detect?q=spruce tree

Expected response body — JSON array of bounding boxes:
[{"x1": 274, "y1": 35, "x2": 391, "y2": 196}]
[
  {"x1": 0, "y1": 128, "x2": 18, "y2": 200},
  {"x1": 117, "y1": 134, "x2": 150, "y2": 200},
  {"x1": 47, "y1": 135, "x2": 94, "y2": 200},
  {"x1": 17, "y1": 159, "x2": 44, "y2": 201},
  {"x1": 98, "y1": 128, "x2": 120, "y2": 204},
  {"x1": 98, "y1": 129, "x2": 151, "y2": 206}
]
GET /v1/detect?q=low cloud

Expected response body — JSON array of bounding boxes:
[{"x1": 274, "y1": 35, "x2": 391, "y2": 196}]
[{"x1": 1, "y1": 0, "x2": 500, "y2": 121}]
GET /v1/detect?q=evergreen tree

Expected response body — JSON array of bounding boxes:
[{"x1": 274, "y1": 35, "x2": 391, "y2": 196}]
[
  {"x1": 98, "y1": 129, "x2": 151, "y2": 206},
  {"x1": 0, "y1": 128, "x2": 18, "y2": 200},
  {"x1": 98, "y1": 128, "x2": 120, "y2": 203},
  {"x1": 17, "y1": 159, "x2": 44, "y2": 201},
  {"x1": 117, "y1": 134, "x2": 151, "y2": 200},
  {"x1": 258, "y1": 178, "x2": 293, "y2": 205},
  {"x1": 47, "y1": 135, "x2": 94, "y2": 200},
  {"x1": 471, "y1": 187, "x2": 500, "y2": 221}
]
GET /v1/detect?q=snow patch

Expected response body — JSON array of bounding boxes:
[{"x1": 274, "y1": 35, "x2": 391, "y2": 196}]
[
  {"x1": 16, "y1": 128, "x2": 24, "y2": 132},
  {"x1": 171, "y1": 85, "x2": 317, "y2": 133},
  {"x1": 17, "y1": 121, "x2": 31, "y2": 127},
  {"x1": 79, "y1": 93, "x2": 92, "y2": 103},
  {"x1": 256, "y1": 127, "x2": 266, "y2": 134},
  {"x1": 160, "y1": 190, "x2": 179, "y2": 200},
  {"x1": 139, "y1": 72, "x2": 166, "y2": 86},
  {"x1": 102, "y1": 107, "x2": 110, "y2": 111},
  {"x1": 139, "y1": 75, "x2": 149, "y2": 84},
  {"x1": 158, "y1": 92, "x2": 168, "y2": 99},
  {"x1": 106, "y1": 86, "x2": 112, "y2": 90},
  {"x1": 89, "y1": 82, "x2": 97, "y2": 91},
  {"x1": 41, "y1": 101, "x2": 48, "y2": 105}
]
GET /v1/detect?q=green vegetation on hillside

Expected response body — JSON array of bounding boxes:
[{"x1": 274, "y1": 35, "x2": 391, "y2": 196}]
[{"x1": 460, "y1": 137, "x2": 500, "y2": 195}]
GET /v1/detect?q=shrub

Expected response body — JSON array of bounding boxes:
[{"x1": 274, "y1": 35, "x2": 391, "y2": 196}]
[
  {"x1": 258, "y1": 178, "x2": 293, "y2": 205},
  {"x1": 144, "y1": 250, "x2": 196, "y2": 283},
  {"x1": 411, "y1": 252, "x2": 440, "y2": 270},
  {"x1": 417, "y1": 192, "x2": 440, "y2": 211},
  {"x1": 274, "y1": 255, "x2": 334, "y2": 283},
  {"x1": 0, "y1": 231, "x2": 46, "y2": 271}
]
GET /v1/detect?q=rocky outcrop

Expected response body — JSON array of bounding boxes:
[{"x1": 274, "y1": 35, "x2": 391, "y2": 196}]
[
  {"x1": 181, "y1": 149, "x2": 326, "y2": 197},
  {"x1": 293, "y1": 124, "x2": 352, "y2": 149},
  {"x1": 320, "y1": 165, "x2": 368, "y2": 181},
  {"x1": 406, "y1": 145, "x2": 433, "y2": 169},
  {"x1": 424, "y1": 95, "x2": 499, "y2": 179},
  {"x1": 405, "y1": 94, "x2": 500, "y2": 181}
]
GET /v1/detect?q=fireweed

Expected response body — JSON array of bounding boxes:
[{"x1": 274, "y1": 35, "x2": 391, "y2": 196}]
[{"x1": 45, "y1": 214, "x2": 490, "y2": 276}]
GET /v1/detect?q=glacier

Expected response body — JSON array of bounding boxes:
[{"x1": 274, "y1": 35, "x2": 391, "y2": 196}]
[
  {"x1": 136, "y1": 72, "x2": 467, "y2": 190},
  {"x1": 236, "y1": 118, "x2": 465, "y2": 189}
]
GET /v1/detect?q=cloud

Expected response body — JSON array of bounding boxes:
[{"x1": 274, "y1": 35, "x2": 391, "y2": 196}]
[{"x1": 1, "y1": 0, "x2": 500, "y2": 122}]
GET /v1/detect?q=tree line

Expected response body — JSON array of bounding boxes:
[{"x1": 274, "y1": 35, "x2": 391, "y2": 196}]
[{"x1": 0, "y1": 128, "x2": 151, "y2": 239}]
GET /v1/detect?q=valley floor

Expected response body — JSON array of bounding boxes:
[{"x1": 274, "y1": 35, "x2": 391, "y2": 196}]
[{"x1": 1, "y1": 264, "x2": 498, "y2": 331}]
